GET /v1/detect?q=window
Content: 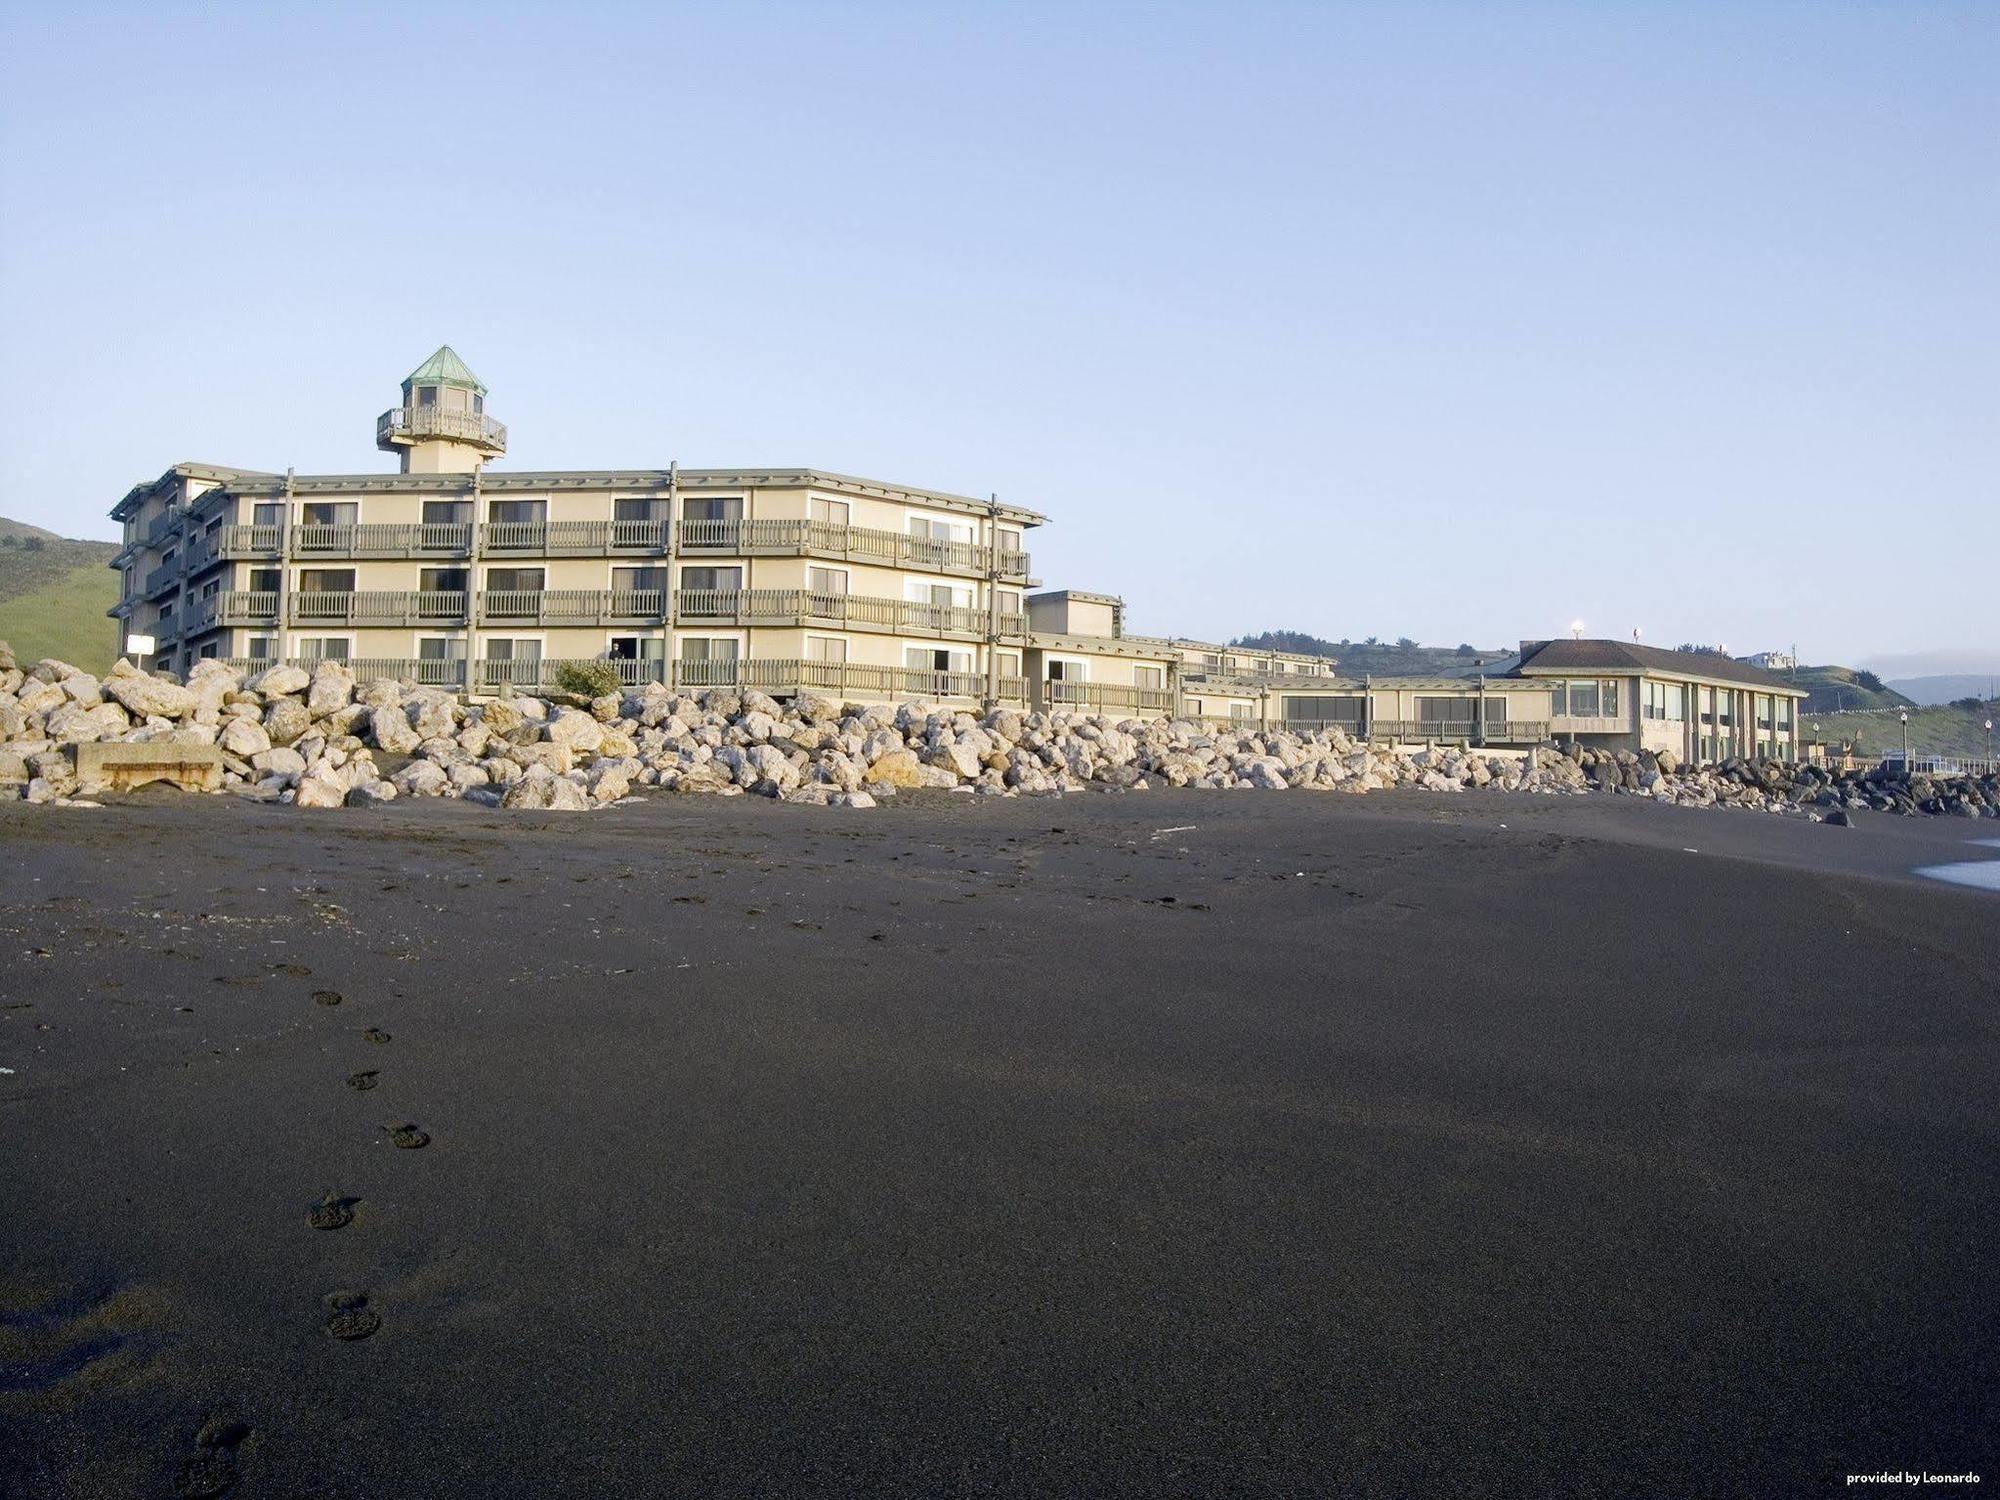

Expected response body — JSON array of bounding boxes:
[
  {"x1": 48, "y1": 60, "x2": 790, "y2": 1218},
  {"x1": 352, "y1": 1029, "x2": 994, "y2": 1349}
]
[
  {"x1": 1229, "y1": 703, "x2": 1255, "y2": 722},
  {"x1": 997, "y1": 651, "x2": 1021, "y2": 678},
  {"x1": 679, "y1": 638, "x2": 739, "y2": 661},
  {"x1": 253, "y1": 503, "x2": 283, "y2": 527},
  {"x1": 999, "y1": 589, "x2": 1022, "y2": 618},
  {"x1": 488, "y1": 500, "x2": 545, "y2": 525},
  {"x1": 198, "y1": 642, "x2": 218, "y2": 659},
  {"x1": 298, "y1": 569, "x2": 355, "y2": 593},
  {"x1": 680, "y1": 567, "x2": 742, "y2": 592},
  {"x1": 245, "y1": 636, "x2": 276, "y2": 662},
  {"x1": 808, "y1": 567, "x2": 849, "y2": 596},
  {"x1": 1284, "y1": 696, "x2": 1364, "y2": 726},
  {"x1": 908, "y1": 515, "x2": 971, "y2": 543},
  {"x1": 806, "y1": 636, "x2": 847, "y2": 663},
  {"x1": 612, "y1": 566, "x2": 668, "y2": 592},
  {"x1": 1716, "y1": 692, "x2": 1734, "y2": 726},
  {"x1": 1046, "y1": 658, "x2": 1085, "y2": 682},
  {"x1": 1135, "y1": 666, "x2": 1165, "y2": 691},
  {"x1": 683, "y1": 497, "x2": 742, "y2": 523},
  {"x1": 907, "y1": 647, "x2": 971, "y2": 673},
  {"x1": 614, "y1": 498, "x2": 668, "y2": 522},
  {"x1": 419, "y1": 567, "x2": 469, "y2": 592},
  {"x1": 423, "y1": 500, "x2": 472, "y2": 525},
  {"x1": 1418, "y1": 696, "x2": 1478, "y2": 725},
  {"x1": 484, "y1": 638, "x2": 542, "y2": 662},
  {"x1": 1756, "y1": 695, "x2": 1773, "y2": 730},
  {"x1": 1643, "y1": 681, "x2": 1685, "y2": 721},
  {"x1": 417, "y1": 385, "x2": 437, "y2": 408},
  {"x1": 810, "y1": 497, "x2": 849, "y2": 527},
  {"x1": 907, "y1": 580, "x2": 971, "y2": 608},
  {"x1": 485, "y1": 568, "x2": 545, "y2": 593},
  {"x1": 1776, "y1": 699, "x2": 1793, "y2": 730},
  {"x1": 418, "y1": 637, "x2": 467, "y2": 661},
  {"x1": 297, "y1": 638, "x2": 350, "y2": 662},
  {"x1": 200, "y1": 579, "x2": 219, "y2": 600},
  {"x1": 997, "y1": 526, "x2": 1024, "y2": 562},
  {"x1": 301, "y1": 502, "x2": 356, "y2": 527},
  {"x1": 1563, "y1": 680, "x2": 1600, "y2": 717},
  {"x1": 608, "y1": 637, "x2": 665, "y2": 661},
  {"x1": 472, "y1": 394, "x2": 483, "y2": 414}
]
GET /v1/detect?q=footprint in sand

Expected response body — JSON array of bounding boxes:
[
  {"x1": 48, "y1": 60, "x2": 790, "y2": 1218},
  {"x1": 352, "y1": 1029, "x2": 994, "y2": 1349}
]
[
  {"x1": 384, "y1": 1123, "x2": 430, "y2": 1150},
  {"x1": 269, "y1": 962, "x2": 312, "y2": 977},
  {"x1": 346, "y1": 1070, "x2": 379, "y2": 1092},
  {"x1": 361, "y1": 1027, "x2": 391, "y2": 1044},
  {"x1": 323, "y1": 1290, "x2": 381, "y2": 1341},
  {"x1": 306, "y1": 1193, "x2": 357, "y2": 1231},
  {"x1": 172, "y1": 1411, "x2": 251, "y2": 1497},
  {"x1": 311, "y1": 989, "x2": 343, "y2": 1007}
]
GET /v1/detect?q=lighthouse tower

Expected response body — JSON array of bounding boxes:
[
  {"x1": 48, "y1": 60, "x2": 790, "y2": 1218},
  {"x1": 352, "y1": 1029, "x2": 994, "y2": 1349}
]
[{"x1": 374, "y1": 345, "x2": 507, "y2": 473}]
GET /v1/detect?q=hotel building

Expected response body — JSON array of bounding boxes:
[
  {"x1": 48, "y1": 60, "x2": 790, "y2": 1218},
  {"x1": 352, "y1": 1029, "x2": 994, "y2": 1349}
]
[{"x1": 106, "y1": 347, "x2": 1802, "y2": 761}]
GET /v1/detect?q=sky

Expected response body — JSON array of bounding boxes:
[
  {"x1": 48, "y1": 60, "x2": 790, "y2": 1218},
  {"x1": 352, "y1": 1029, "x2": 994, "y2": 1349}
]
[{"x1": 1, "y1": 2, "x2": 1993, "y2": 667}]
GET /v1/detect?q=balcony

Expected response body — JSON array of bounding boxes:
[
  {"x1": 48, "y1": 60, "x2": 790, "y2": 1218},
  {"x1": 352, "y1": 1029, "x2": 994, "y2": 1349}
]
[
  {"x1": 144, "y1": 510, "x2": 182, "y2": 546},
  {"x1": 476, "y1": 588, "x2": 667, "y2": 625},
  {"x1": 214, "y1": 523, "x2": 285, "y2": 559},
  {"x1": 672, "y1": 588, "x2": 1026, "y2": 639},
  {"x1": 289, "y1": 591, "x2": 471, "y2": 626},
  {"x1": 473, "y1": 520, "x2": 669, "y2": 556},
  {"x1": 212, "y1": 591, "x2": 282, "y2": 627},
  {"x1": 1373, "y1": 720, "x2": 1550, "y2": 744},
  {"x1": 472, "y1": 656, "x2": 671, "y2": 692},
  {"x1": 143, "y1": 563, "x2": 182, "y2": 599},
  {"x1": 668, "y1": 657, "x2": 1015, "y2": 703},
  {"x1": 292, "y1": 523, "x2": 473, "y2": 559},
  {"x1": 675, "y1": 519, "x2": 1030, "y2": 580},
  {"x1": 376, "y1": 405, "x2": 507, "y2": 455},
  {"x1": 1042, "y1": 680, "x2": 1175, "y2": 715}
]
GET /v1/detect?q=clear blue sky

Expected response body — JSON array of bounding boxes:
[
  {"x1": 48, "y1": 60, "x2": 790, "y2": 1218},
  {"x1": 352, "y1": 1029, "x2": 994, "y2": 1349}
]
[{"x1": 2, "y1": 2, "x2": 1993, "y2": 664}]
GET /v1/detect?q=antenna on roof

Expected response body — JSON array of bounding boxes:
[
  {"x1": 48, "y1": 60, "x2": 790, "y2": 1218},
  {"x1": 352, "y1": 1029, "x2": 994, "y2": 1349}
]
[
  {"x1": 1632, "y1": 627, "x2": 1643, "y2": 642},
  {"x1": 1570, "y1": 619, "x2": 1585, "y2": 640}
]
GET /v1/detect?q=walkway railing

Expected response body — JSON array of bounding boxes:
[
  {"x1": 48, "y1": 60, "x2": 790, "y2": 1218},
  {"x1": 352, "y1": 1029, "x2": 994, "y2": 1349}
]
[
  {"x1": 475, "y1": 588, "x2": 667, "y2": 624},
  {"x1": 289, "y1": 590, "x2": 471, "y2": 625},
  {"x1": 675, "y1": 518, "x2": 1030, "y2": 578},
  {"x1": 671, "y1": 588, "x2": 1024, "y2": 637},
  {"x1": 292, "y1": 522, "x2": 474, "y2": 558}
]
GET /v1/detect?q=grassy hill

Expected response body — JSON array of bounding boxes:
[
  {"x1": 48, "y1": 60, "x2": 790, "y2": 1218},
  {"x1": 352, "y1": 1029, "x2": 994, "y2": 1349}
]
[
  {"x1": 1788, "y1": 663, "x2": 1914, "y2": 715},
  {"x1": 1232, "y1": 630, "x2": 1510, "y2": 674},
  {"x1": 0, "y1": 519, "x2": 120, "y2": 671},
  {"x1": 1809, "y1": 700, "x2": 1999, "y2": 762}
]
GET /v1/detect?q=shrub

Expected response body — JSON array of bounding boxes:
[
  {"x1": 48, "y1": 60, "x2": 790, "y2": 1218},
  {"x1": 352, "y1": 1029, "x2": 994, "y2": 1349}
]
[
  {"x1": 553, "y1": 660, "x2": 623, "y2": 698},
  {"x1": 1855, "y1": 670, "x2": 1885, "y2": 694}
]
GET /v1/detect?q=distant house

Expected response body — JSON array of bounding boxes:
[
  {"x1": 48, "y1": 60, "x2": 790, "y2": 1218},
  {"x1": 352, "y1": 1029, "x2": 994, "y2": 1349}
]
[
  {"x1": 1743, "y1": 649, "x2": 1797, "y2": 672},
  {"x1": 1506, "y1": 639, "x2": 1807, "y2": 761}
]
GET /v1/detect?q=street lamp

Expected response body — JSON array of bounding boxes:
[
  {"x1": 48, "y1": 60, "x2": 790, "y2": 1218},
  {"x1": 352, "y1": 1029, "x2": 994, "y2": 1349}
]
[
  {"x1": 1900, "y1": 709, "x2": 1909, "y2": 766},
  {"x1": 1986, "y1": 718, "x2": 1993, "y2": 764}
]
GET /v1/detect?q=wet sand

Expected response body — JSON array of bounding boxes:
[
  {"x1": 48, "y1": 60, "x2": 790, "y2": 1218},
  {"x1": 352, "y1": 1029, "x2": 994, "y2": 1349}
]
[{"x1": 2, "y1": 790, "x2": 1995, "y2": 1497}]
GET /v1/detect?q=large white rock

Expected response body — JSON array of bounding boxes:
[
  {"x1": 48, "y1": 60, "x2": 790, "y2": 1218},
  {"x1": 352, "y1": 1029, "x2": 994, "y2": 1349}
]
[
  {"x1": 544, "y1": 709, "x2": 604, "y2": 754},
  {"x1": 370, "y1": 704, "x2": 421, "y2": 755},
  {"x1": 219, "y1": 716, "x2": 272, "y2": 757},
  {"x1": 103, "y1": 673, "x2": 194, "y2": 719},
  {"x1": 249, "y1": 663, "x2": 310, "y2": 697}
]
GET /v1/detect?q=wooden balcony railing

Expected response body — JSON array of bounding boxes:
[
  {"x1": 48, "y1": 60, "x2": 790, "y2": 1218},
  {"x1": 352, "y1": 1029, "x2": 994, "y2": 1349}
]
[
  {"x1": 1372, "y1": 720, "x2": 1550, "y2": 743},
  {"x1": 213, "y1": 590, "x2": 281, "y2": 626},
  {"x1": 474, "y1": 521, "x2": 669, "y2": 555},
  {"x1": 471, "y1": 656, "x2": 670, "y2": 691},
  {"x1": 222, "y1": 656, "x2": 471, "y2": 688},
  {"x1": 674, "y1": 519, "x2": 1030, "y2": 579},
  {"x1": 288, "y1": 590, "x2": 471, "y2": 625},
  {"x1": 219, "y1": 523, "x2": 285, "y2": 558},
  {"x1": 668, "y1": 657, "x2": 1010, "y2": 702},
  {"x1": 474, "y1": 588, "x2": 667, "y2": 624},
  {"x1": 143, "y1": 563, "x2": 181, "y2": 597},
  {"x1": 671, "y1": 588, "x2": 1025, "y2": 638},
  {"x1": 291, "y1": 522, "x2": 474, "y2": 558},
  {"x1": 376, "y1": 406, "x2": 507, "y2": 451},
  {"x1": 1042, "y1": 680, "x2": 1175, "y2": 715}
]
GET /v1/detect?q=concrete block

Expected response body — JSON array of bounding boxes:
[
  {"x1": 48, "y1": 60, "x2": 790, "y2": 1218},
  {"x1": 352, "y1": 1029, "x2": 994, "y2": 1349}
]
[{"x1": 73, "y1": 741, "x2": 224, "y2": 794}]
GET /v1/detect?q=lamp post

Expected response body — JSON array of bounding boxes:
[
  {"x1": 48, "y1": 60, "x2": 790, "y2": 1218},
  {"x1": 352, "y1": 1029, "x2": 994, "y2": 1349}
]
[
  {"x1": 1899, "y1": 709, "x2": 1909, "y2": 767},
  {"x1": 1986, "y1": 718, "x2": 1993, "y2": 765}
]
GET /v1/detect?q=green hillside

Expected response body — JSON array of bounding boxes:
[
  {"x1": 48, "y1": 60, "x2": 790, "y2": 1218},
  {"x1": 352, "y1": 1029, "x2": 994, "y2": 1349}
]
[
  {"x1": 0, "y1": 520, "x2": 120, "y2": 672},
  {"x1": 1807, "y1": 701, "x2": 1998, "y2": 761},
  {"x1": 1790, "y1": 663, "x2": 1914, "y2": 715}
]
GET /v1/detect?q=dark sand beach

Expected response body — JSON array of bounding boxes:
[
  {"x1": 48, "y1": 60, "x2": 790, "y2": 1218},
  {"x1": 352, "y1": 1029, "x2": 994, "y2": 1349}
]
[{"x1": 2, "y1": 790, "x2": 1995, "y2": 1497}]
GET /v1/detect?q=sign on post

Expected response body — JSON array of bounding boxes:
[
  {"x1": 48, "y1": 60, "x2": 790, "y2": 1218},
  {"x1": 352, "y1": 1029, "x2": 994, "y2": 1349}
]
[{"x1": 124, "y1": 634, "x2": 156, "y2": 658}]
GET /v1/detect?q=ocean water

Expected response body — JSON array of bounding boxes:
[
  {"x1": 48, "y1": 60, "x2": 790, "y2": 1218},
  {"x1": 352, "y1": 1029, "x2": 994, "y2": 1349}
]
[{"x1": 1914, "y1": 838, "x2": 2000, "y2": 892}]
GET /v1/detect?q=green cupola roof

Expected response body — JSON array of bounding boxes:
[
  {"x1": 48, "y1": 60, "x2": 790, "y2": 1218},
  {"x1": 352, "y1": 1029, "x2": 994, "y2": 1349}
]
[{"x1": 402, "y1": 345, "x2": 487, "y2": 397}]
